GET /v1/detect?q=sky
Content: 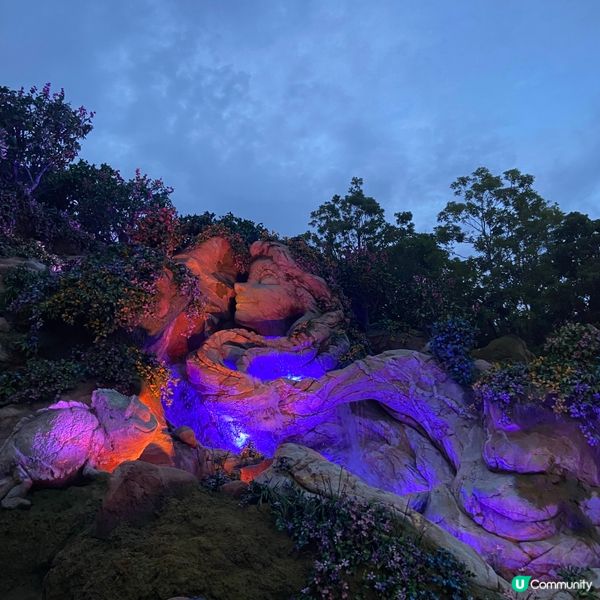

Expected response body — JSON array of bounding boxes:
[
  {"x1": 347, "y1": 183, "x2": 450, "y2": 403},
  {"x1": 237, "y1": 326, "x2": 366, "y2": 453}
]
[{"x1": 2, "y1": 1, "x2": 600, "y2": 235}]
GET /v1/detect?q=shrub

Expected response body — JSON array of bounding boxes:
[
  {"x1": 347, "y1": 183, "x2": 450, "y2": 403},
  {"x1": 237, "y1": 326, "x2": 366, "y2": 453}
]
[
  {"x1": 127, "y1": 205, "x2": 181, "y2": 256},
  {"x1": 474, "y1": 363, "x2": 532, "y2": 420},
  {"x1": 79, "y1": 340, "x2": 147, "y2": 393},
  {"x1": 179, "y1": 211, "x2": 267, "y2": 249},
  {"x1": 542, "y1": 322, "x2": 600, "y2": 368},
  {"x1": 32, "y1": 247, "x2": 163, "y2": 340},
  {"x1": 429, "y1": 318, "x2": 477, "y2": 385},
  {"x1": 0, "y1": 358, "x2": 84, "y2": 405},
  {"x1": 475, "y1": 323, "x2": 600, "y2": 445},
  {"x1": 253, "y1": 484, "x2": 473, "y2": 599}
]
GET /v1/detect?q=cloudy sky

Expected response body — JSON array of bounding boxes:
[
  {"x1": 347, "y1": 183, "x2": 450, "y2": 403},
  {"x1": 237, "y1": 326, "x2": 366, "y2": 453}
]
[{"x1": 2, "y1": 1, "x2": 600, "y2": 235}]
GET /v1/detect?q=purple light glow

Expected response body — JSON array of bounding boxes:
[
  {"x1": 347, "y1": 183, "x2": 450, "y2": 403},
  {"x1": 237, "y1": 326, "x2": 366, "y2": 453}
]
[{"x1": 245, "y1": 351, "x2": 327, "y2": 382}]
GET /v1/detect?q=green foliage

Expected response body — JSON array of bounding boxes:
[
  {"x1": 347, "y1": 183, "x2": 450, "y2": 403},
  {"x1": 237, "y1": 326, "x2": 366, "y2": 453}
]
[
  {"x1": 79, "y1": 340, "x2": 148, "y2": 393},
  {"x1": 127, "y1": 205, "x2": 181, "y2": 256},
  {"x1": 37, "y1": 161, "x2": 175, "y2": 247},
  {"x1": 542, "y1": 322, "x2": 600, "y2": 367},
  {"x1": 475, "y1": 323, "x2": 600, "y2": 445},
  {"x1": 474, "y1": 363, "x2": 532, "y2": 417},
  {"x1": 308, "y1": 178, "x2": 454, "y2": 329},
  {"x1": 0, "y1": 83, "x2": 94, "y2": 198},
  {"x1": 0, "y1": 358, "x2": 84, "y2": 405},
  {"x1": 542, "y1": 212, "x2": 600, "y2": 326},
  {"x1": 253, "y1": 483, "x2": 473, "y2": 599},
  {"x1": 36, "y1": 247, "x2": 162, "y2": 340},
  {"x1": 179, "y1": 211, "x2": 267, "y2": 249},
  {"x1": 429, "y1": 318, "x2": 477, "y2": 385},
  {"x1": 309, "y1": 177, "x2": 393, "y2": 258},
  {"x1": 436, "y1": 167, "x2": 564, "y2": 340}
]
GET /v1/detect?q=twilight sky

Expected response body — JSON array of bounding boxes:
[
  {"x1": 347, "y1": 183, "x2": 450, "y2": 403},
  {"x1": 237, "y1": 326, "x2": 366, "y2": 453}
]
[{"x1": 2, "y1": 1, "x2": 600, "y2": 235}]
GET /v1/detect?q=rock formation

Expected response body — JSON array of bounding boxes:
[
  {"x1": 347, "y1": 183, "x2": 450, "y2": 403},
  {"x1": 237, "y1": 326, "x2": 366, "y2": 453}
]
[
  {"x1": 0, "y1": 389, "x2": 158, "y2": 508},
  {"x1": 2, "y1": 237, "x2": 599, "y2": 586}
]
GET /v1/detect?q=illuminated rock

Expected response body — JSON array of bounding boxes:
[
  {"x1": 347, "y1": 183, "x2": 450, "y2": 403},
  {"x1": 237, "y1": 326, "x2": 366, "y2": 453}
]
[
  {"x1": 483, "y1": 400, "x2": 600, "y2": 487},
  {"x1": 255, "y1": 443, "x2": 510, "y2": 597},
  {"x1": 141, "y1": 236, "x2": 239, "y2": 361},
  {"x1": 0, "y1": 389, "x2": 158, "y2": 508},
  {"x1": 234, "y1": 241, "x2": 337, "y2": 335},
  {"x1": 181, "y1": 342, "x2": 600, "y2": 577}
]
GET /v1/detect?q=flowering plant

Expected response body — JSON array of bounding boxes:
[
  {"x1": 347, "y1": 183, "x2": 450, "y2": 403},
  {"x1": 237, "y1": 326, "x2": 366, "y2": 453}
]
[
  {"x1": 252, "y1": 483, "x2": 473, "y2": 599},
  {"x1": 430, "y1": 318, "x2": 477, "y2": 385}
]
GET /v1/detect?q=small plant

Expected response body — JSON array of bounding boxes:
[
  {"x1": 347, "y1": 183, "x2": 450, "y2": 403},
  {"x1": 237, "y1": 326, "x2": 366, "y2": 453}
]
[
  {"x1": 256, "y1": 483, "x2": 474, "y2": 599},
  {"x1": 558, "y1": 566, "x2": 599, "y2": 599},
  {"x1": 474, "y1": 363, "x2": 532, "y2": 420},
  {"x1": 430, "y1": 317, "x2": 477, "y2": 385},
  {"x1": 474, "y1": 323, "x2": 600, "y2": 445},
  {"x1": 0, "y1": 358, "x2": 84, "y2": 405}
]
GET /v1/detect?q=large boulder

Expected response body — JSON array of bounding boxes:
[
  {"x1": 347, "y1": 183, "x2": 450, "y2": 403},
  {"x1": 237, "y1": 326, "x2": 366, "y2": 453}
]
[
  {"x1": 0, "y1": 389, "x2": 159, "y2": 507},
  {"x1": 255, "y1": 443, "x2": 509, "y2": 597},
  {"x1": 483, "y1": 401, "x2": 600, "y2": 487},
  {"x1": 141, "y1": 236, "x2": 240, "y2": 361},
  {"x1": 472, "y1": 334, "x2": 534, "y2": 364},
  {"x1": 94, "y1": 460, "x2": 197, "y2": 537},
  {"x1": 234, "y1": 241, "x2": 336, "y2": 336}
]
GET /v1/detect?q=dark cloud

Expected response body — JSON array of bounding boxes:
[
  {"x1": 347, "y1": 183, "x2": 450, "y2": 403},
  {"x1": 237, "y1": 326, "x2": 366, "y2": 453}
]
[{"x1": 2, "y1": 0, "x2": 600, "y2": 234}]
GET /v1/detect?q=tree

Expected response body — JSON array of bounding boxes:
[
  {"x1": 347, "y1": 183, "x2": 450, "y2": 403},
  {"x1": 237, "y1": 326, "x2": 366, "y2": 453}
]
[
  {"x1": 0, "y1": 84, "x2": 94, "y2": 198},
  {"x1": 436, "y1": 167, "x2": 563, "y2": 339},
  {"x1": 309, "y1": 177, "x2": 392, "y2": 257},
  {"x1": 37, "y1": 160, "x2": 174, "y2": 245},
  {"x1": 309, "y1": 178, "x2": 455, "y2": 329},
  {"x1": 543, "y1": 212, "x2": 600, "y2": 326}
]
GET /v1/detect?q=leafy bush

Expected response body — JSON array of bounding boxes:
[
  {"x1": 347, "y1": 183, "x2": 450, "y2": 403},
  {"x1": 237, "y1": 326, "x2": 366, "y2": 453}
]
[
  {"x1": 542, "y1": 323, "x2": 600, "y2": 368},
  {"x1": 126, "y1": 205, "x2": 181, "y2": 256},
  {"x1": 0, "y1": 84, "x2": 94, "y2": 199},
  {"x1": 0, "y1": 358, "x2": 84, "y2": 405},
  {"x1": 179, "y1": 211, "x2": 267, "y2": 250},
  {"x1": 475, "y1": 323, "x2": 600, "y2": 445},
  {"x1": 79, "y1": 340, "x2": 149, "y2": 393},
  {"x1": 29, "y1": 247, "x2": 162, "y2": 340},
  {"x1": 474, "y1": 363, "x2": 532, "y2": 420},
  {"x1": 253, "y1": 484, "x2": 473, "y2": 600},
  {"x1": 429, "y1": 318, "x2": 477, "y2": 385}
]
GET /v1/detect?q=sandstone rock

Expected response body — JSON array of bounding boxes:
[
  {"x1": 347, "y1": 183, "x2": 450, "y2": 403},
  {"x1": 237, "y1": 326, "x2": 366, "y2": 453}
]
[
  {"x1": 183, "y1": 333, "x2": 600, "y2": 579},
  {"x1": 94, "y1": 460, "x2": 197, "y2": 537},
  {"x1": 255, "y1": 443, "x2": 509, "y2": 596},
  {"x1": 141, "y1": 236, "x2": 239, "y2": 361},
  {"x1": 239, "y1": 459, "x2": 272, "y2": 483},
  {"x1": 173, "y1": 425, "x2": 198, "y2": 448},
  {"x1": 138, "y1": 442, "x2": 175, "y2": 466},
  {"x1": 172, "y1": 441, "x2": 213, "y2": 480},
  {"x1": 483, "y1": 401, "x2": 600, "y2": 486},
  {"x1": 472, "y1": 334, "x2": 534, "y2": 364},
  {"x1": 455, "y1": 427, "x2": 563, "y2": 542},
  {"x1": 234, "y1": 241, "x2": 336, "y2": 335},
  {"x1": 219, "y1": 480, "x2": 248, "y2": 498},
  {"x1": 0, "y1": 389, "x2": 159, "y2": 507},
  {"x1": 186, "y1": 348, "x2": 475, "y2": 465}
]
